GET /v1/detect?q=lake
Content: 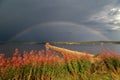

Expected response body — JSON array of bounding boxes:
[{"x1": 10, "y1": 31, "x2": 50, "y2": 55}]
[{"x1": 0, "y1": 43, "x2": 120, "y2": 57}]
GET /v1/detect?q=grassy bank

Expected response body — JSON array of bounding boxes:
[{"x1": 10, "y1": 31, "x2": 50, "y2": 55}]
[{"x1": 0, "y1": 48, "x2": 120, "y2": 80}]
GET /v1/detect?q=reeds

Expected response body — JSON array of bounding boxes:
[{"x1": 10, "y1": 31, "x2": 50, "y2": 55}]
[{"x1": 0, "y1": 48, "x2": 120, "y2": 80}]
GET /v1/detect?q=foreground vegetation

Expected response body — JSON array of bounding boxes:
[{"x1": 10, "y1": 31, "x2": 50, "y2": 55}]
[{"x1": 0, "y1": 48, "x2": 120, "y2": 80}]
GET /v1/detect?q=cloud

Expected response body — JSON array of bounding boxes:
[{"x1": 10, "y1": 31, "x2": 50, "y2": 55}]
[
  {"x1": 0, "y1": 0, "x2": 114, "y2": 23},
  {"x1": 88, "y1": 0, "x2": 120, "y2": 31},
  {"x1": 111, "y1": 26, "x2": 120, "y2": 30}
]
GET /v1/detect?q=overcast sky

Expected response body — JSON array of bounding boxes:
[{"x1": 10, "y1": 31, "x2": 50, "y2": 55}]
[{"x1": 0, "y1": 0, "x2": 120, "y2": 42}]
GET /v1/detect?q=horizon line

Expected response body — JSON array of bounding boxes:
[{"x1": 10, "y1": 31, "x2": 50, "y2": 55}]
[{"x1": 0, "y1": 41, "x2": 120, "y2": 45}]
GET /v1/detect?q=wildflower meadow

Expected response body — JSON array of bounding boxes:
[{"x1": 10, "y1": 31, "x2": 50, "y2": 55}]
[{"x1": 0, "y1": 46, "x2": 120, "y2": 80}]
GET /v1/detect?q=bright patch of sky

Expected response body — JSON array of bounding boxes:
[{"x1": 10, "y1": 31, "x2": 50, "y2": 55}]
[{"x1": 88, "y1": 0, "x2": 120, "y2": 31}]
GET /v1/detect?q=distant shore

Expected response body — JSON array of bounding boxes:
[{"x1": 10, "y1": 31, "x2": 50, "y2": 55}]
[{"x1": 0, "y1": 41, "x2": 120, "y2": 45}]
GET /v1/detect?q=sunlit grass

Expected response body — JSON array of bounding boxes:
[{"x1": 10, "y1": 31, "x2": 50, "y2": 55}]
[{"x1": 0, "y1": 47, "x2": 120, "y2": 80}]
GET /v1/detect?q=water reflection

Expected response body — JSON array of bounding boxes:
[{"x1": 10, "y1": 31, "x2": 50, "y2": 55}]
[{"x1": 0, "y1": 42, "x2": 120, "y2": 57}]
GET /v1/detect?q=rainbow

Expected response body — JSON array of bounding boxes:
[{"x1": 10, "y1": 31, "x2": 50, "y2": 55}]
[{"x1": 9, "y1": 21, "x2": 110, "y2": 41}]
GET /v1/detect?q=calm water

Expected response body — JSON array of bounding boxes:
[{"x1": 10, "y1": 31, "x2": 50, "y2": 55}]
[{"x1": 0, "y1": 43, "x2": 120, "y2": 57}]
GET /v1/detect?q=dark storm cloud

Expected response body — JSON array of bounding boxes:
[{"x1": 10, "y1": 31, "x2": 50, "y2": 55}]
[
  {"x1": 116, "y1": 0, "x2": 120, "y2": 4},
  {"x1": 0, "y1": 0, "x2": 113, "y2": 41},
  {"x1": 0, "y1": 0, "x2": 112, "y2": 22}
]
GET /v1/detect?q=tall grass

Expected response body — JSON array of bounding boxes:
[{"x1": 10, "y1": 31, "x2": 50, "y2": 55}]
[{"x1": 0, "y1": 48, "x2": 120, "y2": 80}]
